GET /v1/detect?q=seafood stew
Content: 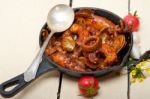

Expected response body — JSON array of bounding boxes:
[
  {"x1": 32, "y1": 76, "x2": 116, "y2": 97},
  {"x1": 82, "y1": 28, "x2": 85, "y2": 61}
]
[{"x1": 41, "y1": 9, "x2": 132, "y2": 72}]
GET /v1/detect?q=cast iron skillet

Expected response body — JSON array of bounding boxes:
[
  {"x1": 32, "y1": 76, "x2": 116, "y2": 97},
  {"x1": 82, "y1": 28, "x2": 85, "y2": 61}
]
[{"x1": 0, "y1": 7, "x2": 141, "y2": 98}]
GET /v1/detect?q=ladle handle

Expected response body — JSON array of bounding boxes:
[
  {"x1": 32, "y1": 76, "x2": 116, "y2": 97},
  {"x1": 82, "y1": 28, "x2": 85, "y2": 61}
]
[
  {"x1": 24, "y1": 31, "x2": 54, "y2": 82},
  {"x1": 0, "y1": 56, "x2": 56, "y2": 98}
]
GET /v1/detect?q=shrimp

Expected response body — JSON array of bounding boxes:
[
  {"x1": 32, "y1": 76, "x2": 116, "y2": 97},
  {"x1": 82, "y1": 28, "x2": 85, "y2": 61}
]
[
  {"x1": 112, "y1": 34, "x2": 126, "y2": 53},
  {"x1": 51, "y1": 52, "x2": 85, "y2": 71},
  {"x1": 100, "y1": 44, "x2": 117, "y2": 68},
  {"x1": 75, "y1": 9, "x2": 130, "y2": 34}
]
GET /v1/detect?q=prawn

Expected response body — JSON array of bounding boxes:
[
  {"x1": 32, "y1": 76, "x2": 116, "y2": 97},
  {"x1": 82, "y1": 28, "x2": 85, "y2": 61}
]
[{"x1": 100, "y1": 43, "x2": 117, "y2": 68}]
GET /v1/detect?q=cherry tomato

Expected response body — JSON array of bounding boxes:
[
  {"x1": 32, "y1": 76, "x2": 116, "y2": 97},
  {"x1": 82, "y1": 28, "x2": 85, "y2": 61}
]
[
  {"x1": 123, "y1": 11, "x2": 140, "y2": 32},
  {"x1": 78, "y1": 76, "x2": 99, "y2": 97}
]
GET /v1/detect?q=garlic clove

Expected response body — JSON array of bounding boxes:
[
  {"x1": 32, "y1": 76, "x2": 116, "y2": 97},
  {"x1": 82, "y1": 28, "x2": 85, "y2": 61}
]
[
  {"x1": 133, "y1": 32, "x2": 140, "y2": 44},
  {"x1": 131, "y1": 43, "x2": 141, "y2": 59}
]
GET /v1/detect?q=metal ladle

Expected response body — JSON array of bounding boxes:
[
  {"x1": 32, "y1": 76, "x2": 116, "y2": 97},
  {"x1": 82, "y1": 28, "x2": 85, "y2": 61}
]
[{"x1": 24, "y1": 4, "x2": 74, "y2": 82}]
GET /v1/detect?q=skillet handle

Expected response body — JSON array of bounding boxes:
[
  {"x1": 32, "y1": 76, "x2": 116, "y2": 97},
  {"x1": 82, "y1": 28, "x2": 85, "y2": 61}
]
[
  {"x1": 128, "y1": 50, "x2": 150, "y2": 69},
  {"x1": 138, "y1": 50, "x2": 150, "y2": 62},
  {"x1": 0, "y1": 56, "x2": 56, "y2": 98},
  {"x1": 0, "y1": 74, "x2": 26, "y2": 98}
]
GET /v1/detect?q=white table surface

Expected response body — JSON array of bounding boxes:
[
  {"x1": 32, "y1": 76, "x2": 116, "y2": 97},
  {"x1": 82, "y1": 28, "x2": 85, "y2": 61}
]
[{"x1": 0, "y1": 0, "x2": 150, "y2": 99}]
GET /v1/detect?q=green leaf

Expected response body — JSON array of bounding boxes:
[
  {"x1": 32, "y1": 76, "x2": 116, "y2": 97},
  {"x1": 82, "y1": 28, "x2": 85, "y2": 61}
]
[{"x1": 125, "y1": 58, "x2": 137, "y2": 69}]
